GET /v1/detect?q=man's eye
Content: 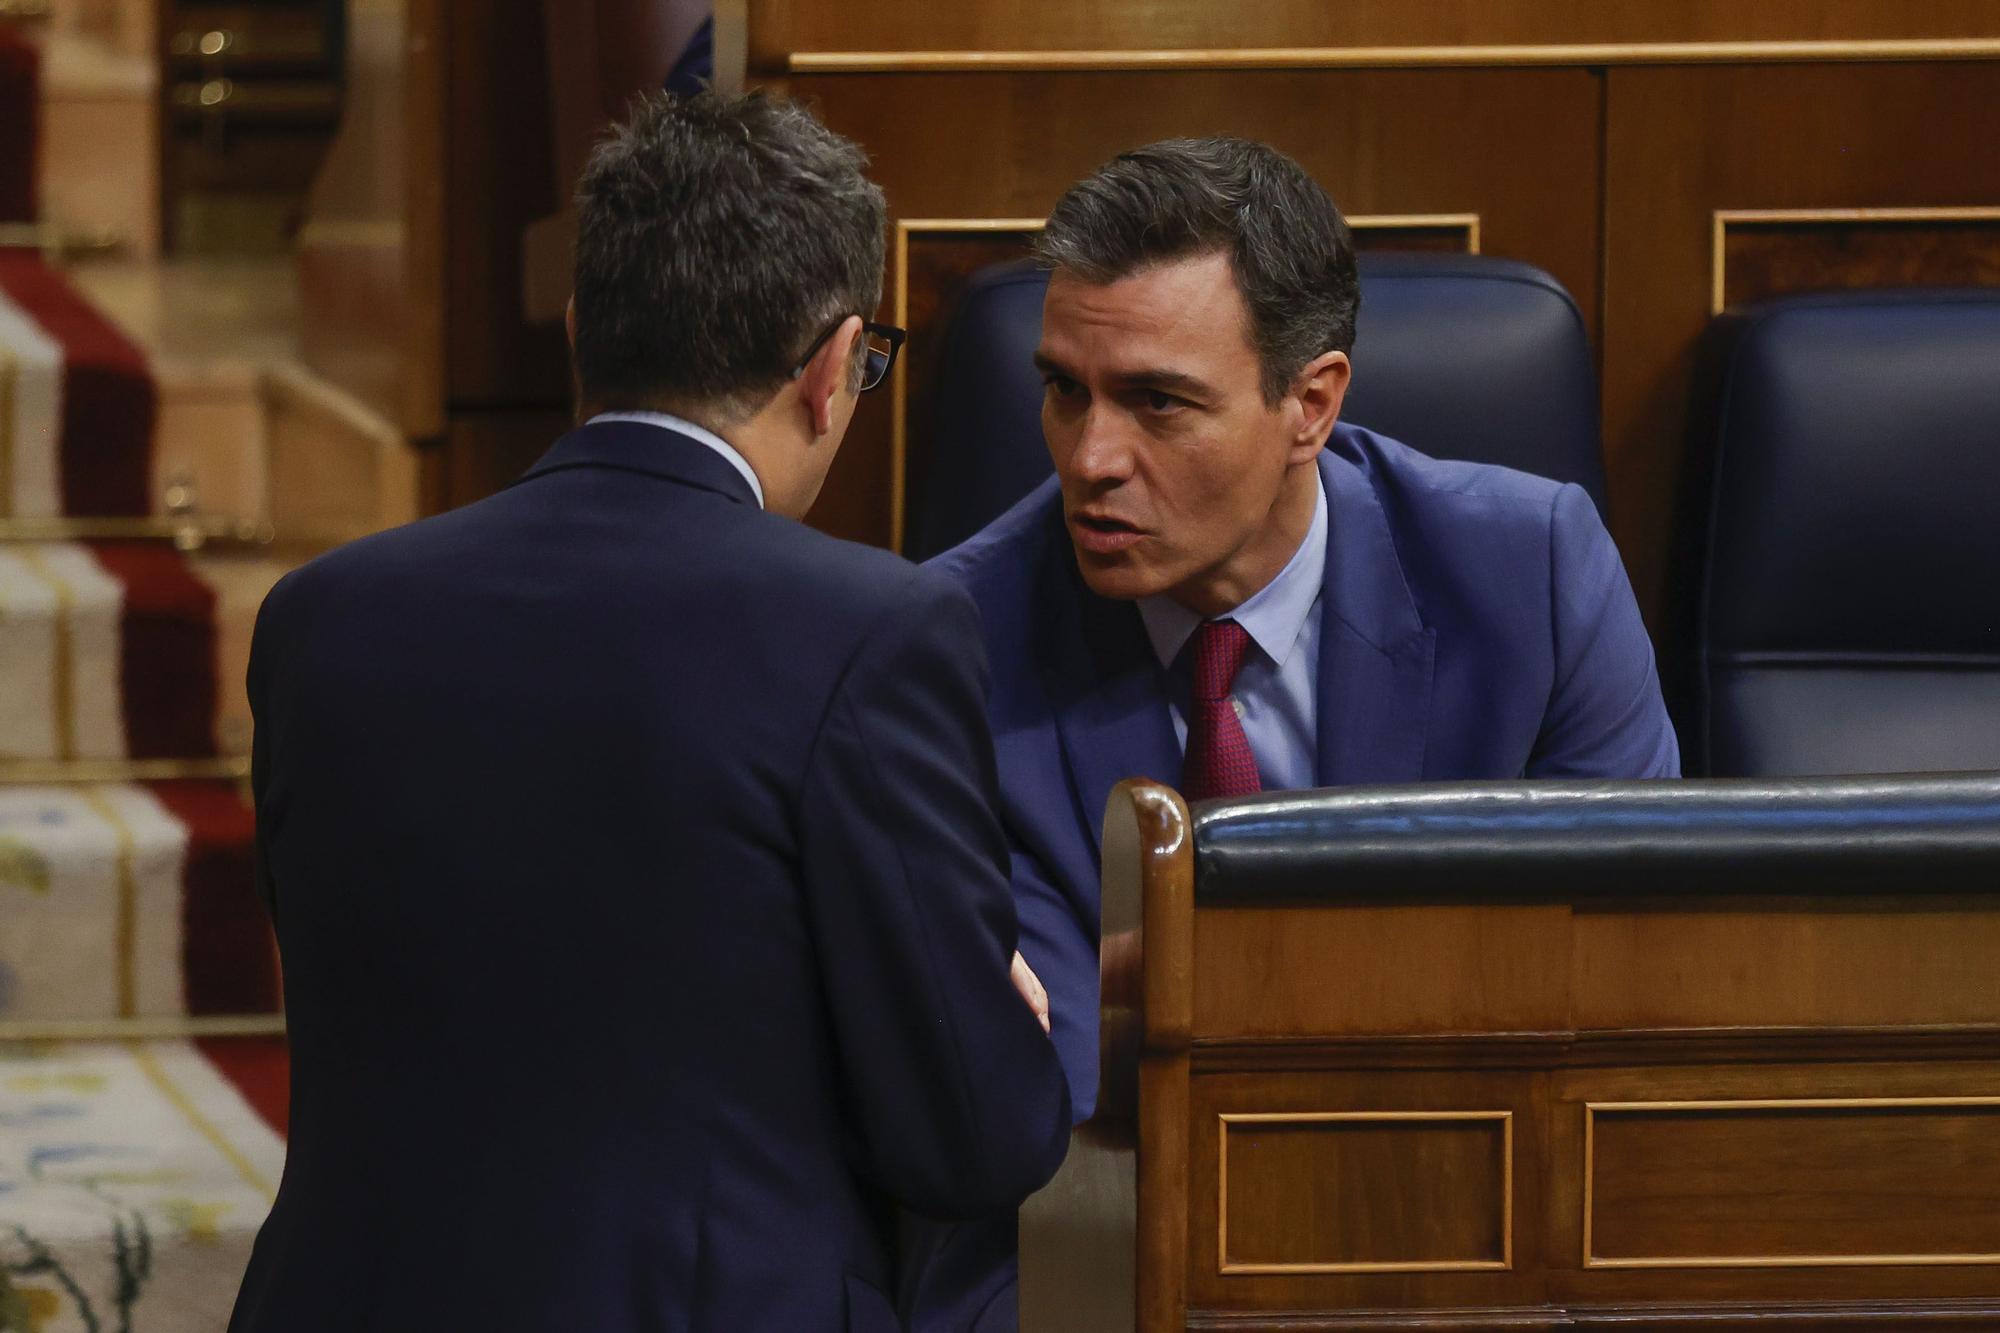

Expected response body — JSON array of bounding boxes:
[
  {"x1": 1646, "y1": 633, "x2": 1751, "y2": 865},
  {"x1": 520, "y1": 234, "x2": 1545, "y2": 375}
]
[
  {"x1": 1142, "y1": 389, "x2": 1186, "y2": 414},
  {"x1": 1043, "y1": 376, "x2": 1083, "y2": 399}
]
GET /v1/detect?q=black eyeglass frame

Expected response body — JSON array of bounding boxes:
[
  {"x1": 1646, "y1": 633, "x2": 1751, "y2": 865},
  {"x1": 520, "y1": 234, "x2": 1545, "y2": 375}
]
[{"x1": 791, "y1": 318, "x2": 906, "y2": 393}]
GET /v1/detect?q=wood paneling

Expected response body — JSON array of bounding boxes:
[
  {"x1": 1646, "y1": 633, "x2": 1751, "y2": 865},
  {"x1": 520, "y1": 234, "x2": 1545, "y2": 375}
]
[
  {"x1": 1586, "y1": 1099, "x2": 2000, "y2": 1267},
  {"x1": 1600, "y1": 60, "x2": 2000, "y2": 625},
  {"x1": 423, "y1": 410, "x2": 567, "y2": 515},
  {"x1": 1716, "y1": 209, "x2": 2000, "y2": 313},
  {"x1": 1220, "y1": 1112, "x2": 1511, "y2": 1273},
  {"x1": 1549, "y1": 1063, "x2": 2000, "y2": 1307},
  {"x1": 752, "y1": 0, "x2": 2000, "y2": 70},
  {"x1": 797, "y1": 66, "x2": 1599, "y2": 547},
  {"x1": 1187, "y1": 1070, "x2": 1550, "y2": 1311},
  {"x1": 297, "y1": 0, "x2": 445, "y2": 438},
  {"x1": 1571, "y1": 899, "x2": 2000, "y2": 1031},
  {"x1": 1193, "y1": 903, "x2": 1571, "y2": 1039},
  {"x1": 444, "y1": 0, "x2": 569, "y2": 410}
]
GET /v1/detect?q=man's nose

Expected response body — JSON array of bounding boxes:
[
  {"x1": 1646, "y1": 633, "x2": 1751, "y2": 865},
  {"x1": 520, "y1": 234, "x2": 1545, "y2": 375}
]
[{"x1": 1068, "y1": 407, "x2": 1136, "y2": 486}]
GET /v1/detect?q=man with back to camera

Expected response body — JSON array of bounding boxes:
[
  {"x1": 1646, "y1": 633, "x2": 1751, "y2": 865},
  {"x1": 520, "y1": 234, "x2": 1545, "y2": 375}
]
[
  {"x1": 228, "y1": 91, "x2": 1070, "y2": 1333},
  {"x1": 910, "y1": 137, "x2": 1679, "y2": 1330}
]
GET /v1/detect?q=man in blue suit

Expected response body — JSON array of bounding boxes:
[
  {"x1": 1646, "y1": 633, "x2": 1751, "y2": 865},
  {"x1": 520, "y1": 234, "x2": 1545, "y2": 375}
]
[
  {"x1": 230, "y1": 92, "x2": 1069, "y2": 1333},
  {"x1": 914, "y1": 138, "x2": 1678, "y2": 1330}
]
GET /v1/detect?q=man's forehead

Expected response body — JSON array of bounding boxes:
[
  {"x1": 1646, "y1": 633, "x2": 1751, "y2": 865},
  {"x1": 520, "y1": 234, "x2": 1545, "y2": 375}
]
[{"x1": 1039, "y1": 252, "x2": 1246, "y2": 362}]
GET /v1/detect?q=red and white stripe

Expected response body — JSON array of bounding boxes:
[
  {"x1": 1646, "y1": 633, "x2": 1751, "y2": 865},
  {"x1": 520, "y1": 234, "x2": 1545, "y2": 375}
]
[
  {"x1": 0, "y1": 251, "x2": 155, "y2": 518},
  {"x1": 0, "y1": 780, "x2": 277, "y2": 1025}
]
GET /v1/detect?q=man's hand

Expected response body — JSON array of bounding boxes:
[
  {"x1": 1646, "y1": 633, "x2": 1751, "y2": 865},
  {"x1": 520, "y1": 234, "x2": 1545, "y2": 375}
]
[{"x1": 1011, "y1": 951, "x2": 1051, "y2": 1033}]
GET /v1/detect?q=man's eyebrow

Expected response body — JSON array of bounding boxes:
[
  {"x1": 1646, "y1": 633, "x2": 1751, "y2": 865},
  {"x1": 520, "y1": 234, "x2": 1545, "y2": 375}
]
[
  {"x1": 1031, "y1": 351, "x2": 1070, "y2": 377},
  {"x1": 1111, "y1": 368, "x2": 1216, "y2": 399}
]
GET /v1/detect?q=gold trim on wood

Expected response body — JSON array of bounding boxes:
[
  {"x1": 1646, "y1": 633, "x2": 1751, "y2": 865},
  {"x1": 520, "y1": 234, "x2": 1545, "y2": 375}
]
[
  {"x1": 0, "y1": 515, "x2": 277, "y2": 550},
  {"x1": 0, "y1": 1013, "x2": 285, "y2": 1041},
  {"x1": 1217, "y1": 1110, "x2": 1515, "y2": 1275},
  {"x1": 1710, "y1": 206, "x2": 2000, "y2": 315},
  {"x1": 888, "y1": 212, "x2": 1479, "y2": 552},
  {"x1": 1583, "y1": 1097, "x2": 2000, "y2": 1270},
  {"x1": 0, "y1": 757, "x2": 251, "y2": 785},
  {"x1": 790, "y1": 40, "x2": 2000, "y2": 75}
]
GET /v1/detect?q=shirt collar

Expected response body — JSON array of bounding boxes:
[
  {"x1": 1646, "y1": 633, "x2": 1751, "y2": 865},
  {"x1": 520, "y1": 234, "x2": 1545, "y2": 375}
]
[
  {"x1": 586, "y1": 411, "x2": 765, "y2": 509},
  {"x1": 1136, "y1": 468, "x2": 1328, "y2": 670}
]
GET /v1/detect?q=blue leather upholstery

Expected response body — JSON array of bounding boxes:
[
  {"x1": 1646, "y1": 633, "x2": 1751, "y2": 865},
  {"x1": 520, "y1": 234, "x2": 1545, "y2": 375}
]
[
  {"x1": 1695, "y1": 288, "x2": 2000, "y2": 777},
  {"x1": 904, "y1": 252, "x2": 1608, "y2": 561}
]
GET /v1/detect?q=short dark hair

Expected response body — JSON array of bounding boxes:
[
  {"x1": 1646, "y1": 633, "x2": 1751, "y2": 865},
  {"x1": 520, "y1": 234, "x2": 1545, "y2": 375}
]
[
  {"x1": 572, "y1": 91, "x2": 886, "y2": 421},
  {"x1": 1035, "y1": 137, "x2": 1359, "y2": 404}
]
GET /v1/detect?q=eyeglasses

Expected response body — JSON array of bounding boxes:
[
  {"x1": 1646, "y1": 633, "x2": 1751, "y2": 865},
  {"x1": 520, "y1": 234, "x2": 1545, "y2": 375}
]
[{"x1": 791, "y1": 318, "x2": 906, "y2": 393}]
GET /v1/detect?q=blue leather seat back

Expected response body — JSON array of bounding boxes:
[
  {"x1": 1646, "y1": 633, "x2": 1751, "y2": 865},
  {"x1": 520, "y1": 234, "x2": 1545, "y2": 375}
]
[
  {"x1": 904, "y1": 253, "x2": 1609, "y2": 561},
  {"x1": 1697, "y1": 288, "x2": 2000, "y2": 777}
]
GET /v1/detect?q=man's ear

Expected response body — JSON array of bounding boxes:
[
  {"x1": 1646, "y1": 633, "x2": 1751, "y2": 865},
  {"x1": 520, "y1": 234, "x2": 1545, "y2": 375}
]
[
  {"x1": 565, "y1": 297, "x2": 578, "y2": 353},
  {"x1": 797, "y1": 315, "x2": 865, "y2": 438},
  {"x1": 1289, "y1": 350, "x2": 1352, "y2": 463}
]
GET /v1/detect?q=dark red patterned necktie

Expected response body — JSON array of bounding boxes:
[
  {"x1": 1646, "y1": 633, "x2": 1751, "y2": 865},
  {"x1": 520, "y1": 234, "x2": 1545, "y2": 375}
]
[{"x1": 1181, "y1": 619, "x2": 1263, "y2": 801}]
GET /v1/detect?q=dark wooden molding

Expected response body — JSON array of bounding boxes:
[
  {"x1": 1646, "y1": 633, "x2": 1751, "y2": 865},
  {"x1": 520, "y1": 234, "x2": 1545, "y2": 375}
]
[
  {"x1": 1189, "y1": 1297, "x2": 2000, "y2": 1329},
  {"x1": 1191, "y1": 1025, "x2": 2000, "y2": 1072}
]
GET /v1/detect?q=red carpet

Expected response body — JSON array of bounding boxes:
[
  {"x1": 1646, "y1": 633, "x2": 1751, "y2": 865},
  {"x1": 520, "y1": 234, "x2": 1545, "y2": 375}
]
[
  {"x1": 89, "y1": 540, "x2": 224, "y2": 757},
  {"x1": 0, "y1": 23, "x2": 35, "y2": 224},
  {"x1": 198, "y1": 1034, "x2": 292, "y2": 1136},
  {"x1": 154, "y1": 778, "x2": 281, "y2": 1016},
  {"x1": 0, "y1": 251, "x2": 155, "y2": 515}
]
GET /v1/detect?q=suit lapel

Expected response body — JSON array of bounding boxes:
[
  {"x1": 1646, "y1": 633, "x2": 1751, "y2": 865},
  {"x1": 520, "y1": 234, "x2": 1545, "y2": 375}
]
[
  {"x1": 1042, "y1": 551, "x2": 1181, "y2": 869},
  {"x1": 1314, "y1": 446, "x2": 1437, "y2": 786}
]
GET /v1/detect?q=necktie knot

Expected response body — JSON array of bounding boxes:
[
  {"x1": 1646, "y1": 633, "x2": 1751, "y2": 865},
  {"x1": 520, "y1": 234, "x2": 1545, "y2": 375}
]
[{"x1": 1189, "y1": 619, "x2": 1253, "y2": 703}]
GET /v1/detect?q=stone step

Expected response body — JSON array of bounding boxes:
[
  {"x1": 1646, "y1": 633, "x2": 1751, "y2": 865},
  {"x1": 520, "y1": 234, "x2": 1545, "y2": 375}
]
[
  {"x1": 0, "y1": 541, "x2": 284, "y2": 763},
  {"x1": 0, "y1": 781, "x2": 277, "y2": 1025},
  {"x1": 0, "y1": 1037, "x2": 284, "y2": 1330}
]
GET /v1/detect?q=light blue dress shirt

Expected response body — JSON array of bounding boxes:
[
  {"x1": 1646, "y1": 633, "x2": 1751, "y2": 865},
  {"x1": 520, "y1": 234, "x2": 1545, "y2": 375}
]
[
  {"x1": 1136, "y1": 472, "x2": 1328, "y2": 792},
  {"x1": 588, "y1": 410, "x2": 766, "y2": 509}
]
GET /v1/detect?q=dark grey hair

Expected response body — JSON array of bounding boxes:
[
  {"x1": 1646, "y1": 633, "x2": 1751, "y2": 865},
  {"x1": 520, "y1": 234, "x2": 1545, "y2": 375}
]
[
  {"x1": 1035, "y1": 137, "x2": 1359, "y2": 404},
  {"x1": 572, "y1": 90, "x2": 886, "y2": 422}
]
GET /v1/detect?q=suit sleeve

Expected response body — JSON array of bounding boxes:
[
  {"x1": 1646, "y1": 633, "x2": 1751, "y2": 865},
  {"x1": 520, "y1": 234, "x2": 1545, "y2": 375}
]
[
  {"x1": 1526, "y1": 484, "x2": 1681, "y2": 778},
  {"x1": 797, "y1": 572, "x2": 1072, "y2": 1220},
  {"x1": 1009, "y1": 841, "x2": 1102, "y2": 1124}
]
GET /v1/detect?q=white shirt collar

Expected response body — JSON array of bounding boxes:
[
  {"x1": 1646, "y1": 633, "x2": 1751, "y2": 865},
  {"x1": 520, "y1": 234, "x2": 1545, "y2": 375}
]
[
  {"x1": 1137, "y1": 469, "x2": 1328, "y2": 670},
  {"x1": 586, "y1": 410, "x2": 766, "y2": 509}
]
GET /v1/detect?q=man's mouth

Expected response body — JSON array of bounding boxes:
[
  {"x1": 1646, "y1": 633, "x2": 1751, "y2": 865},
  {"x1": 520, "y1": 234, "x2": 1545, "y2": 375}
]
[{"x1": 1068, "y1": 511, "x2": 1145, "y2": 555}]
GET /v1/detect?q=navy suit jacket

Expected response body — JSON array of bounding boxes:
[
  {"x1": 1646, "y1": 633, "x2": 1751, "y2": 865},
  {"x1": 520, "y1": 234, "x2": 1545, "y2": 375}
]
[
  {"x1": 932, "y1": 424, "x2": 1678, "y2": 1120},
  {"x1": 905, "y1": 424, "x2": 1676, "y2": 1332},
  {"x1": 229, "y1": 421, "x2": 1071, "y2": 1333}
]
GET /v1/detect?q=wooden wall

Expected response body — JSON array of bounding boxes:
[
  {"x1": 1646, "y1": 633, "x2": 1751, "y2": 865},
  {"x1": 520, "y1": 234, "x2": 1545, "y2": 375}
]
[
  {"x1": 747, "y1": 1, "x2": 2000, "y2": 629},
  {"x1": 341, "y1": 1, "x2": 2000, "y2": 628}
]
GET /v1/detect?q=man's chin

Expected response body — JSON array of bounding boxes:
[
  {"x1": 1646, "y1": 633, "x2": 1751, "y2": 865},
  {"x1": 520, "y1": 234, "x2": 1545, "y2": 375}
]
[{"x1": 1071, "y1": 546, "x2": 1172, "y2": 603}]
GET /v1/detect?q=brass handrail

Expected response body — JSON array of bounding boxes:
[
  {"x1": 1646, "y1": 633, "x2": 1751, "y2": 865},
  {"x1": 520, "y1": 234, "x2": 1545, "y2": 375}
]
[
  {"x1": 0, "y1": 756, "x2": 251, "y2": 785},
  {"x1": 0, "y1": 221, "x2": 124, "y2": 260},
  {"x1": 0, "y1": 515, "x2": 277, "y2": 550}
]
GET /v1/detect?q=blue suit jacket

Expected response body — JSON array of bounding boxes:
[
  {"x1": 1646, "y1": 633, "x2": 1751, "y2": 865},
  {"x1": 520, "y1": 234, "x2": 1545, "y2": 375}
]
[
  {"x1": 230, "y1": 421, "x2": 1071, "y2": 1333},
  {"x1": 932, "y1": 424, "x2": 1679, "y2": 1120},
  {"x1": 904, "y1": 424, "x2": 1676, "y2": 1332}
]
